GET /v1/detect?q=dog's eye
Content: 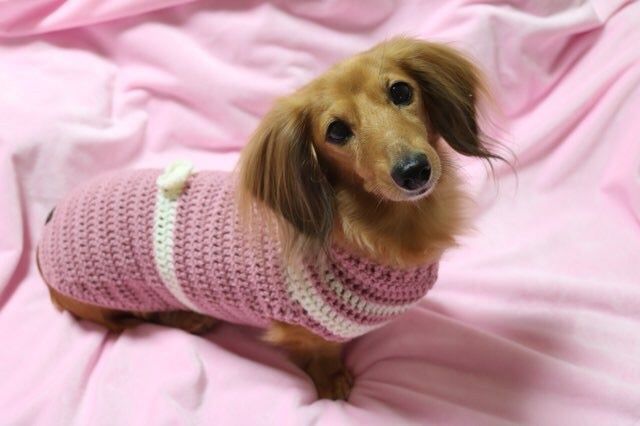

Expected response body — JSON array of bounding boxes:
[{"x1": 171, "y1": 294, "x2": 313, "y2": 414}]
[
  {"x1": 326, "y1": 120, "x2": 352, "y2": 144},
  {"x1": 389, "y1": 82, "x2": 413, "y2": 106}
]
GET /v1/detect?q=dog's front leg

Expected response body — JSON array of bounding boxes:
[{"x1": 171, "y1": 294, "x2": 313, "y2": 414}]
[{"x1": 264, "y1": 321, "x2": 353, "y2": 400}]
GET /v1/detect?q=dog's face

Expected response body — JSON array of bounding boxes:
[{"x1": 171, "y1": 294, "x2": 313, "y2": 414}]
[
  {"x1": 241, "y1": 37, "x2": 498, "y2": 245},
  {"x1": 308, "y1": 53, "x2": 440, "y2": 202}
]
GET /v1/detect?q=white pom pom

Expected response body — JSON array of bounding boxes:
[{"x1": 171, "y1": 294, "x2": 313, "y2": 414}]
[{"x1": 156, "y1": 159, "x2": 194, "y2": 199}]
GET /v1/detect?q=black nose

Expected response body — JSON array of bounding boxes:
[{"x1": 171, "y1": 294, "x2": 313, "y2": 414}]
[{"x1": 391, "y1": 153, "x2": 432, "y2": 191}]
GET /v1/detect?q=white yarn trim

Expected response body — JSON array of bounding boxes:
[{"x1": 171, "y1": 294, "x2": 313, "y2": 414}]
[
  {"x1": 156, "y1": 159, "x2": 193, "y2": 199},
  {"x1": 152, "y1": 190, "x2": 203, "y2": 313},
  {"x1": 285, "y1": 258, "x2": 385, "y2": 339}
]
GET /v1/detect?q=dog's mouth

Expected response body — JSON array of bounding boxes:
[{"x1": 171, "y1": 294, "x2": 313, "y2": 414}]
[
  {"x1": 400, "y1": 179, "x2": 436, "y2": 201},
  {"x1": 371, "y1": 177, "x2": 437, "y2": 202}
]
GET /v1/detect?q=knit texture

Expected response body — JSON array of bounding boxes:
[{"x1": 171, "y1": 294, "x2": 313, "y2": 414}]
[{"x1": 38, "y1": 168, "x2": 438, "y2": 341}]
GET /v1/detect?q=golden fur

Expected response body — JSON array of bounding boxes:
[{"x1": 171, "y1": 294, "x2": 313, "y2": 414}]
[
  {"x1": 239, "y1": 37, "x2": 499, "y2": 267},
  {"x1": 42, "y1": 37, "x2": 500, "y2": 401}
]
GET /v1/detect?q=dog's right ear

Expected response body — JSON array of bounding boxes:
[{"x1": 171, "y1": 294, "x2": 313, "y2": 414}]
[{"x1": 239, "y1": 99, "x2": 334, "y2": 245}]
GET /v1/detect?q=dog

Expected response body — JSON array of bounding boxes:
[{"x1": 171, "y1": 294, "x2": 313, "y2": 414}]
[{"x1": 37, "y1": 37, "x2": 501, "y2": 401}]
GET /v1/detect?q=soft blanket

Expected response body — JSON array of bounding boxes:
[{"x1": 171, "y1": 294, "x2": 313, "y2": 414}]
[{"x1": 1, "y1": 0, "x2": 639, "y2": 424}]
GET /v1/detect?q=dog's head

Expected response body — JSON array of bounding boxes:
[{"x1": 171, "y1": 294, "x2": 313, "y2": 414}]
[{"x1": 240, "y1": 37, "x2": 500, "y2": 251}]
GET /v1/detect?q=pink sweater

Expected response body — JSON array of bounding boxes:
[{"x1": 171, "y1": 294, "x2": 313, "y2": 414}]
[{"x1": 38, "y1": 166, "x2": 438, "y2": 341}]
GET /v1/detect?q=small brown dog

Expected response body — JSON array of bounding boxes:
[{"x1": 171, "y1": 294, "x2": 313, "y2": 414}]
[{"x1": 41, "y1": 37, "x2": 500, "y2": 400}]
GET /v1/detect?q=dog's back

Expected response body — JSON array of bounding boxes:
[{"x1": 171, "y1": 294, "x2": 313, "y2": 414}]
[{"x1": 39, "y1": 169, "x2": 267, "y2": 316}]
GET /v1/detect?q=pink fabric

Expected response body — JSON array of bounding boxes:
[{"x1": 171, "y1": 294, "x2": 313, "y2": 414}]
[
  {"x1": 1, "y1": 0, "x2": 639, "y2": 424},
  {"x1": 39, "y1": 170, "x2": 178, "y2": 312},
  {"x1": 39, "y1": 169, "x2": 437, "y2": 341}
]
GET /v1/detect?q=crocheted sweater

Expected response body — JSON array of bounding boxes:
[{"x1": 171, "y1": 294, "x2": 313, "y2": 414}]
[{"x1": 38, "y1": 163, "x2": 438, "y2": 341}]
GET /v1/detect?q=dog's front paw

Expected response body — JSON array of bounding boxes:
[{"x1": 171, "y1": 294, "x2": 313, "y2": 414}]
[
  {"x1": 305, "y1": 357, "x2": 354, "y2": 401},
  {"x1": 320, "y1": 365, "x2": 353, "y2": 401}
]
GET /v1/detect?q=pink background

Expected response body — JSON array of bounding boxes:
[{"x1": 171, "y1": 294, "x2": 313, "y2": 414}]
[{"x1": 1, "y1": 0, "x2": 639, "y2": 424}]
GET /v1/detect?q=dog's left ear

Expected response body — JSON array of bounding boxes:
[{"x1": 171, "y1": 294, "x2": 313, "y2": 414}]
[
  {"x1": 239, "y1": 98, "x2": 334, "y2": 246},
  {"x1": 390, "y1": 37, "x2": 499, "y2": 160}
]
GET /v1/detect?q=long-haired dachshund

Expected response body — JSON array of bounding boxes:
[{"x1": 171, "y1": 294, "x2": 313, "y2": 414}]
[{"x1": 37, "y1": 37, "x2": 501, "y2": 400}]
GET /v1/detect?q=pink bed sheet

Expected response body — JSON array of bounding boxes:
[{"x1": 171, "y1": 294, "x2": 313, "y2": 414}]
[{"x1": 1, "y1": 0, "x2": 639, "y2": 424}]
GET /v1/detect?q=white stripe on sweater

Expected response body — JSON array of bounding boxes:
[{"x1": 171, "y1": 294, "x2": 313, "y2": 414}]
[
  {"x1": 152, "y1": 190, "x2": 203, "y2": 313},
  {"x1": 285, "y1": 258, "x2": 385, "y2": 339},
  {"x1": 317, "y1": 256, "x2": 416, "y2": 318}
]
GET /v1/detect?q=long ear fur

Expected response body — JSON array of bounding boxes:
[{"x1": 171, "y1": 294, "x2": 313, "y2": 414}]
[
  {"x1": 389, "y1": 37, "x2": 501, "y2": 161},
  {"x1": 238, "y1": 98, "x2": 334, "y2": 250}
]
